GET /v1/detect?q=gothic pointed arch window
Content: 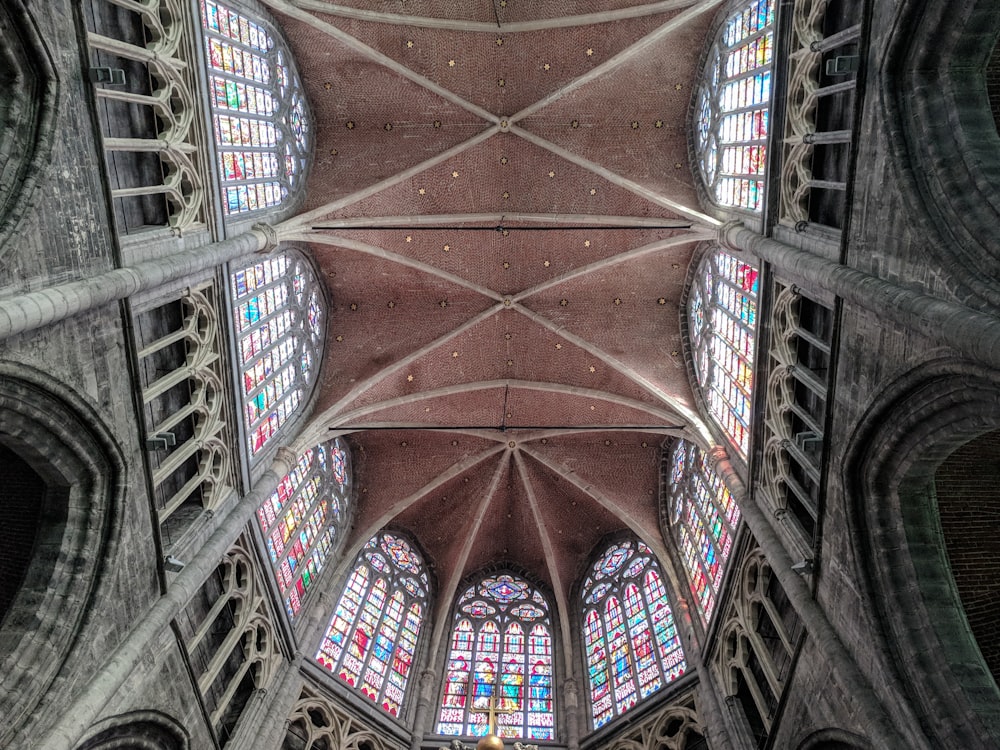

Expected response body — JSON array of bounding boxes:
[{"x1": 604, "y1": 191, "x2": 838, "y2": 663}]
[
  {"x1": 316, "y1": 532, "x2": 429, "y2": 718},
  {"x1": 257, "y1": 439, "x2": 351, "y2": 619},
  {"x1": 230, "y1": 252, "x2": 323, "y2": 457},
  {"x1": 688, "y1": 249, "x2": 760, "y2": 456},
  {"x1": 581, "y1": 540, "x2": 686, "y2": 730},
  {"x1": 695, "y1": 0, "x2": 776, "y2": 211},
  {"x1": 200, "y1": 1, "x2": 310, "y2": 216},
  {"x1": 437, "y1": 573, "x2": 555, "y2": 741},
  {"x1": 667, "y1": 440, "x2": 741, "y2": 624}
]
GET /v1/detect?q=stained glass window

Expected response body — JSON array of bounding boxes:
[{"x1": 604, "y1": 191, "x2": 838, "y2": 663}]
[
  {"x1": 695, "y1": 0, "x2": 775, "y2": 211},
  {"x1": 581, "y1": 541, "x2": 686, "y2": 730},
  {"x1": 257, "y1": 439, "x2": 351, "y2": 619},
  {"x1": 437, "y1": 573, "x2": 555, "y2": 741},
  {"x1": 316, "y1": 532, "x2": 429, "y2": 717},
  {"x1": 688, "y1": 249, "x2": 759, "y2": 455},
  {"x1": 667, "y1": 441, "x2": 741, "y2": 624},
  {"x1": 231, "y1": 253, "x2": 323, "y2": 457},
  {"x1": 201, "y1": 1, "x2": 309, "y2": 216}
]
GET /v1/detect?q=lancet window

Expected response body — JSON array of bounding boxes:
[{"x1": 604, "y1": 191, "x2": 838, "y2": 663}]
[
  {"x1": 688, "y1": 249, "x2": 759, "y2": 456},
  {"x1": 201, "y1": 1, "x2": 309, "y2": 216},
  {"x1": 230, "y1": 253, "x2": 323, "y2": 457},
  {"x1": 316, "y1": 532, "x2": 429, "y2": 718},
  {"x1": 437, "y1": 573, "x2": 555, "y2": 741},
  {"x1": 667, "y1": 441, "x2": 741, "y2": 624},
  {"x1": 582, "y1": 540, "x2": 686, "y2": 730},
  {"x1": 695, "y1": 0, "x2": 776, "y2": 211},
  {"x1": 257, "y1": 440, "x2": 351, "y2": 619}
]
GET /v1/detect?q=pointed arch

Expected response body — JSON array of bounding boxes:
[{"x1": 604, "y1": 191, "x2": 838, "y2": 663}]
[
  {"x1": 437, "y1": 572, "x2": 556, "y2": 741},
  {"x1": 580, "y1": 539, "x2": 686, "y2": 730},
  {"x1": 230, "y1": 250, "x2": 325, "y2": 459},
  {"x1": 256, "y1": 438, "x2": 352, "y2": 619},
  {"x1": 316, "y1": 531, "x2": 430, "y2": 718}
]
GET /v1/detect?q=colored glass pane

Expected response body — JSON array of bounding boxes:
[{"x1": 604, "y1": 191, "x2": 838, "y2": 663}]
[
  {"x1": 231, "y1": 254, "x2": 323, "y2": 457},
  {"x1": 695, "y1": 0, "x2": 776, "y2": 210},
  {"x1": 256, "y1": 440, "x2": 350, "y2": 619},
  {"x1": 688, "y1": 250, "x2": 758, "y2": 455},
  {"x1": 201, "y1": 1, "x2": 309, "y2": 215},
  {"x1": 316, "y1": 532, "x2": 429, "y2": 717},
  {"x1": 581, "y1": 541, "x2": 686, "y2": 729},
  {"x1": 668, "y1": 440, "x2": 742, "y2": 624},
  {"x1": 437, "y1": 572, "x2": 555, "y2": 740}
]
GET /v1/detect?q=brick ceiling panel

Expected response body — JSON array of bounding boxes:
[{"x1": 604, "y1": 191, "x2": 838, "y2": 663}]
[
  {"x1": 276, "y1": 12, "x2": 490, "y2": 211},
  {"x1": 332, "y1": 311, "x2": 666, "y2": 419},
  {"x1": 517, "y1": 13, "x2": 713, "y2": 206},
  {"x1": 388, "y1": 451, "x2": 513, "y2": 578},
  {"x1": 460, "y1": 461, "x2": 551, "y2": 588},
  {"x1": 314, "y1": 13, "x2": 677, "y2": 116},
  {"x1": 309, "y1": 0, "x2": 496, "y2": 24},
  {"x1": 312, "y1": 245, "x2": 497, "y2": 414},
  {"x1": 513, "y1": 452, "x2": 628, "y2": 587},
  {"x1": 501, "y1": 389, "x2": 678, "y2": 428},
  {"x1": 321, "y1": 135, "x2": 682, "y2": 222},
  {"x1": 348, "y1": 431, "x2": 501, "y2": 532}
]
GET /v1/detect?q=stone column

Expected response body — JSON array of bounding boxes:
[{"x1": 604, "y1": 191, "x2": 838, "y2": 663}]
[
  {"x1": 707, "y1": 447, "x2": 909, "y2": 750},
  {"x1": 563, "y1": 677, "x2": 580, "y2": 750},
  {"x1": 0, "y1": 224, "x2": 275, "y2": 340},
  {"x1": 410, "y1": 667, "x2": 440, "y2": 750},
  {"x1": 720, "y1": 222, "x2": 1000, "y2": 371},
  {"x1": 245, "y1": 655, "x2": 306, "y2": 750},
  {"x1": 36, "y1": 447, "x2": 299, "y2": 750}
]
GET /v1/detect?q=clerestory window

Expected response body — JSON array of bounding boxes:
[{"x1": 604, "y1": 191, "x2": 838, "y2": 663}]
[
  {"x1": 230, "y1": 252, "x2": 323, "y2": 458},
  {"x1": 695, "y1": 0, "x2": 776, "y2": 211},
  {"x1": 688, "y1": 249, "x2": 759, "y2": 456},
  {"x1": 200, "y1": 1, "x2": 309, "y2": 216},
  {"x1": 316, "y1": 532, "x2": 429, "y2": 718},
  {"x1": 437, "y1": 573, "x2": 555, "y2": 741},
  {"x1": 581, "y1": 540, "x2": 686, "y2": 730},
  {"x1": 667, "y1": 440, "x2": 741, "y2": 624},
  {"x1": 256, "y1": 439, "x2": 351, "y2": 619}
]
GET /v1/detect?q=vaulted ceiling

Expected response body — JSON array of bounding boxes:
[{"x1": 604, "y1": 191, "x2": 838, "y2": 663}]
[{"x1": 267, "y1": 0, "x2": 725, "y2": 640}]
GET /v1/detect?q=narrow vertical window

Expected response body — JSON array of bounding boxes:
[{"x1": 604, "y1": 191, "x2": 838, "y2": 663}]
[
  {"x1": 688, "y1": 249, "x2": 759, "y2": 455},
  {"x1": 231, "y1": 253, "x2": 323, "y2": 457},
  {"x1": 437, "y1": 573, "x2": 555, "y2": 741},
  {"x1": 581, "y1": 541, "x2": 686, "y2": 729},
  {"x1": 668, "y1": 440, "x2": 741, "y2": 624},
  {"x1": 316, "y1": 533, "x2": 429, "y2": 717},
  {"x1": 256, "y1": 439, "x2": 350, "y2": 618},
  {"x1": 201, "y1": 1, "x2": 309, "y2": 215},
  {"x1": 695, "y1": 0, "x2": 776, "y2": 211}
]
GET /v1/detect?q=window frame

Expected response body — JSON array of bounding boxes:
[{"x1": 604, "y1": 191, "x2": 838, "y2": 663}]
[
  {"x1": 694, "y1": 0, "x2": 776, "y2": 213},
  {"x1": 229, "y1": 251, "x2": 324, "y2": 459},
  {"x1": 315, "y1": 531, "x2": 431, "y2": 719},
  {"x1": 580, "y1": 539, "x2": 687, "y2": 731},
  {"x1": 199, "y1": 0, "x2": 311, "y2": 218},
  {"x1": 688, "y1": 248, "x2": 760, "y2": 457},
  {"x1": 255, "y1": 439, "x2": 352, "y2": 620},
  {"x1": 436, "y1": 571, "x2": 557, "y2": 742}
]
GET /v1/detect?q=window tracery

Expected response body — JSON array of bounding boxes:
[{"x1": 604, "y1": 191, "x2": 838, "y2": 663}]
[
  {"x1": 230, "y1": 253, "x2": 323, "y2": 457},
  {"x1": 257, "y1": 439, "x2": 351, "y2": 619},
  {"x1": 667, "y1": 441, "x2": 741, "y2": 624},
  {"x1": 688, "y1": 249, "x2": 759, "y2": 455},
  {"x1": 581, "y1": 540, "x2": 686, "y2": 730},
  {"x1": 695, "y1": 0, "x2": 776, "y2": 211},
  {"x1": 437, "y1": 573, "x2": 555, "y2": 741},
  {"x1": 201, "y1": 1, "x2": 309, "y2": 216},
  {"x1": 316, "y1": 532, "x2": 429, "y2": 718}
]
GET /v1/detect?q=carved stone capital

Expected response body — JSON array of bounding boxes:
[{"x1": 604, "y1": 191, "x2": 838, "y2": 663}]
[{"x1": 252, "y1": 222, "x2": 280, "y2": 253}]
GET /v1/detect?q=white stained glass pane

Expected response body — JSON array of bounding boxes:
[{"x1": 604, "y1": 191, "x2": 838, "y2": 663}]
[{"x1": 202, "y1": 2, "x2": 309, "y2": 215}]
